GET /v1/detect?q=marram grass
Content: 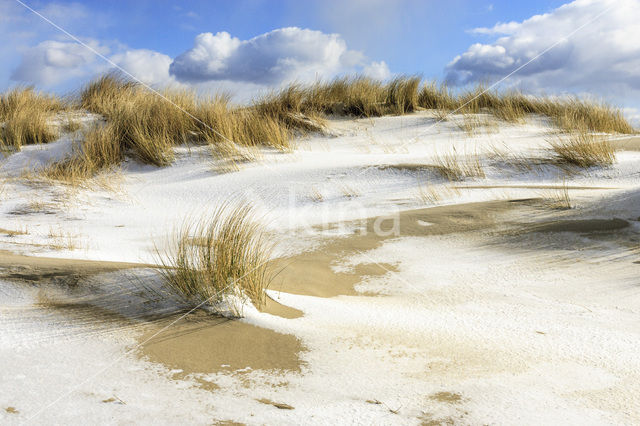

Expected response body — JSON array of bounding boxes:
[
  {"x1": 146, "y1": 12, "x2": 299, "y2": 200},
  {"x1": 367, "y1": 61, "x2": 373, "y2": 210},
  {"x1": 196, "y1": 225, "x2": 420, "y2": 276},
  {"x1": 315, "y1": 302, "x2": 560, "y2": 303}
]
[
  {"x1": 154, "y1": 203, "x2": 273, "y2": 315},
  {"x1": 1, "y1": 73, "x2": 634, "y2": 184}
]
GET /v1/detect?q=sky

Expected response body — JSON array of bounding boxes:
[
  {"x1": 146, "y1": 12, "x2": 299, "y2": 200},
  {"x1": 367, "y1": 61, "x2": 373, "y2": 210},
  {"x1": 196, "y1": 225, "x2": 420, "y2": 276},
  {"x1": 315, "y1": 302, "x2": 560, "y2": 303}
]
[{"x1": 1, "y1": 0, "x2": 639, "y2": 119}]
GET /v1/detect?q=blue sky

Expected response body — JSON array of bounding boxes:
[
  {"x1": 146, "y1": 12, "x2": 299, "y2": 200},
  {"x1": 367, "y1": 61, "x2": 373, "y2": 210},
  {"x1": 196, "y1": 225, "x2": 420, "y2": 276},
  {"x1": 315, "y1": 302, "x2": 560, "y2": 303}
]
[
  {"x1": 2, "y1": 0, "x2": 639, "y2": 119},
  {"x1": 55, "y1": 0, "x2": 565, "y2": 77}
]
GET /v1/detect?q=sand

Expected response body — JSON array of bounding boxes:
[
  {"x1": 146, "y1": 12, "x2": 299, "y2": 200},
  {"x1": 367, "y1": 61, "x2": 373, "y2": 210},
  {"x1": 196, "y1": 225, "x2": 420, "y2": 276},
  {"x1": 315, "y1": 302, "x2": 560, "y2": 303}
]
[
  {"x1": 530, "y1": 218, "x2": 630, "y2": 233},
  {"x1": 611, "y1": 136, "x2": 640, "y2": 151},
  {"x1": 0, "y1": 249, "x2": 142, "y2": 281},
  {"x1": 269, "y1": 199, "x2": 528, "y2": 298},
  {"x1": 0, "y1": 199, "x2": 526, "y2": 381},
  {"x1": 139, "y1": 310, "x2": 304, "y2": 375},
  {"x1": 0, "y1": 251, "x2": 306, "y2": 378}
]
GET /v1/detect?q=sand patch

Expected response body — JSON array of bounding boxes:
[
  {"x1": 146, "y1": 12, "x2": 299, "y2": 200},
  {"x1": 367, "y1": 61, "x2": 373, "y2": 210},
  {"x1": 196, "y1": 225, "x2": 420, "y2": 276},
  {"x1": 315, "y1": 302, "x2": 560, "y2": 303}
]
[
  {"x1": 611, "y1": 137, "x2": 640, "y2": 151},
  {"x1": 270, "y1": 200, "x2": 525, "y2": 297},
  {"x1": 429, "y1": 391, "x2": 463, "y2": 404},
  {"x1": 139, "y1": 310, "x2": 304, "y2": 375},
  {"x1": 257, "y1": 398, "x2": 295, "y2": 410}
]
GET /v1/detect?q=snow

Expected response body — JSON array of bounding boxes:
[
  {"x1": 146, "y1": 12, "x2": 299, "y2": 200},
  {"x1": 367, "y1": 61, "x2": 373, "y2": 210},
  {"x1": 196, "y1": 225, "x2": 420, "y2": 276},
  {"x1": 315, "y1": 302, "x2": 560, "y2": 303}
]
[
  {"x1": 0, "y1": 112, "x2": 637, "y2": 263},
  {"x1": 1, "y1": 111, "x2": 640, "y2": 424}
]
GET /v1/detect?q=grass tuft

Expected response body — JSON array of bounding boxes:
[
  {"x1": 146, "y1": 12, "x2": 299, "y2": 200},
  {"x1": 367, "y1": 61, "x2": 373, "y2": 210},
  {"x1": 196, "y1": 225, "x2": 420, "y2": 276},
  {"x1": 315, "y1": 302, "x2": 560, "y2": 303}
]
[
  {"x1": 416, "y1": 85, "x2": 634, "y2": 134},
  {"x1": 72, "y1": 74, "x2": 300, "y2": 174},
  {"x1": 43, "y1": 124, "x2": 123, "y2": 184},
  {"x1": 432, "y1": 150, "x2": 485, "y2": 181},
  {"x1": 550, "y1": 131, "x2": 616, "y2": 168},
  {"x1": 0, "y1": 87, "x2": 62, "y2": 149},
  {"x1": 543, "y1": 182, "x2": 572, "y2": 210},
  {"x1": 155, "y1": 203, "x2": 273, "y2": 315},
  {"x1": 255, "y1": 75, "x2": 422, "y2": 118},
  {"x1": 4, "y1": 73, "x2": 634, "y2": 186}
]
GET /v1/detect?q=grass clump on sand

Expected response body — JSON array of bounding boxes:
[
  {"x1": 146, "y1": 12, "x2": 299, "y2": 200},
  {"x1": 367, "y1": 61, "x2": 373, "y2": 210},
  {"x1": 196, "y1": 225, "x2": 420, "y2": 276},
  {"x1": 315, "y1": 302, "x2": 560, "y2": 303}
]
[
  {"x1": 550, "y1": 131, "x2": 616, "y2": 168},
  {"x1": 155, "y1": 203, "x2": 272, "y2": 315},
  {"x1": 0, "y1": 87, "x2": 63, "y2": 149},
  {"x1": 43, "y1": 124, "x2": 123, "y2": 184},
  {"x1": 255, "y1": 75, "x2": 422, "y2": 118},
  {"x1": 432, "y1": 150, "x2": 485, "y2": 181},
  {"x1": 70, "y1": 74, "x2": 297, "y2": 172},
  {"x1": 257, "y1": 76, "x2": 633, "y2": 133},
  {"x1": 428, "y1": 88, "x2": 633, "y2": 133},
  {"x1": 7, "y1": 73, "x2": 633, "y2": 185}
]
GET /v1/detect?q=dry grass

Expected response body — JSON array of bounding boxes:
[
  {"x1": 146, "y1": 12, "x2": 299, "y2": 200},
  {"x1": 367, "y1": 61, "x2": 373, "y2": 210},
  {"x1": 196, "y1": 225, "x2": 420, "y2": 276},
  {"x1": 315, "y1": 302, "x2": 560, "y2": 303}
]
[
  {"x1": 490, "y1": 93, "x2": 528, "y2": 123},
  {"x1": 255, "y1": 75, "x2": 422, "y2": 118},
  {"x1": 340, "y1": 184, "x2": 359, "y2": 199},
  {"x1": 47, "y1": 226, "x2": 78, "y2": 250},
  {"x1": 43, "y1": 124, "x2": 123, "y2": 184},
  {"x1": 155, "y1": 203, "x2": 272, "y2": 314},
  {"x1": 0, "y1": 87, "x2": 63, "y2": 149},
  {"x1": 432, "y1": 150, "x2": 485, "y2": 181},
  {"x1": 541, "y1": 99, "x2": 634, "y2": 134},
  {"x1": 457, "y1": 114, "x2": 477, "y2": 136},
  {"x1": 550, "y1": 131, "x2": 616, "y2": 168},
  {"x1": 543, "y1": 182, "x2": 572, "y2": 210},
  {"x1": 416, "y1": 184, "x2": 442, "y2": 204},
  {"x1": 416, "y1": 183, "x2": 460, "y2": 204},
  {"x1": 210, "y1": 141, "x2": 260, "y2": 174},
  {"x1": 416, "y1": 85, "x2": 634, "y2": 134},
  {"x1": 456, "y1": 114, "x2": 498, "y2": 136},
  {"x1": 309, "y1": 187, "x2": 324, "y2": 202},
  {"x1": 4, "y1": 74, "x2": 633, "y2": 186},
  {"x1": 0, "y1": 225, "x2": 29, "y2": 236},
  {"x1": 61, "y1": 117, "x2": 82, "y2": 133},
  {"x1": 11, "y1": 198, "x2": 58, "y2": 215},
  {"x1": 68, "y1": 74, "x2": 300, "y2": 175},
  {"x1": 487, "y1": 145, "x2": 552, "y2": 173},
  {"x1": 418, "y1": 82, "x2": 457, "y2": 111},
  {"x1": 258, "y1": 76, "x2": 634, "y2": 134}
]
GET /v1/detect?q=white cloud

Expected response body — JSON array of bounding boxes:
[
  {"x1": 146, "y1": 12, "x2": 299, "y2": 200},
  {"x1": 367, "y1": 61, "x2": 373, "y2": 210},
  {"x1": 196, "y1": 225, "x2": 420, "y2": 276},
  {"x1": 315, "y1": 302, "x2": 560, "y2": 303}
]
[
  {"x1": 446, "y1": 0, "x2": 640, "y2": 100},
  {"x1": 110, "y1": 49, "x2": 176, "y2": 87},
  {"x1": 6, "y1": 23, "x2": 391, "y2": 100},
  {"x1": 623, "y1": 107, "x2": 640, "y2": 127},
  {"x1": 10, "y1": 40, "x2": 178, "y2": 89},
  {"x1": 363, "y1": 61, "x2": 392, "y2": 80},
  {"x1": 468, "y1": 21, "x2": 519, "y2": 35},
  {"x1": 170, "y1": 27, "x2": 375, "y2": 85},
  {"x1": 10, "y1": 39, "x2": 109, "y2": 86}
]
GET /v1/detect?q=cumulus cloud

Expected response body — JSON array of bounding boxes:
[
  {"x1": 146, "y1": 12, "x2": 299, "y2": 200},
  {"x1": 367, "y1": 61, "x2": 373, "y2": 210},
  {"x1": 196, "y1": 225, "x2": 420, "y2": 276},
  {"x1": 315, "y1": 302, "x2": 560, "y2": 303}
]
[
  {"x1": 363, "y1": 61, "x2": 392, "y2": 80},
  {"x1": 170, "y1": 27, "x2": 375, "y2": 85},
  {"x1": 446, "y1": 0, "x2": 640, "y2": 98},
  {"x1": 10, "y1": 39, "x2": 109, "y2": 86},
  {"x1": 10, "y1": 40, "x2": 179, "y2": 89},
  {"x1": 8, "y1": 25, "x2": 392, "y2": 97},
  {"x1": 110, "y1": 49, "x2": 176, "y2": 86}
]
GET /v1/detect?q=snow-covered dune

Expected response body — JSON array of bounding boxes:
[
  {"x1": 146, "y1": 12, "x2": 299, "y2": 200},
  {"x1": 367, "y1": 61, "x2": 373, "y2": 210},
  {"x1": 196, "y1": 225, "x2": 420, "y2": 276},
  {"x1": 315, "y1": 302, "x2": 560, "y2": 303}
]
[{"x1": 1, "y1": 112, "x2": 639, "y2": 425}]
